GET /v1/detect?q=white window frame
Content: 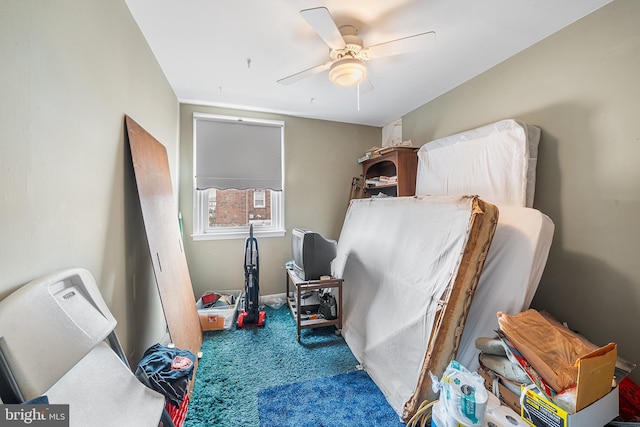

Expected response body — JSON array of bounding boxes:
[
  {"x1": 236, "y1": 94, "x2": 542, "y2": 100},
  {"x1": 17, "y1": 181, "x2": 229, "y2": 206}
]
[
  {"x1": 192, "y1": 113, "x2": 285, "y2": 241},
  {"x1": 254, "y1": 190, "x2": 266, "y2": 208}
]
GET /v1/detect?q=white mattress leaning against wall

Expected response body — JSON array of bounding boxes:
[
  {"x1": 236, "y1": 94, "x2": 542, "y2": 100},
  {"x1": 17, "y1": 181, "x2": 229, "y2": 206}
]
[{"x1": 414, "y1": 119, "x2": 555, "y2": 372}]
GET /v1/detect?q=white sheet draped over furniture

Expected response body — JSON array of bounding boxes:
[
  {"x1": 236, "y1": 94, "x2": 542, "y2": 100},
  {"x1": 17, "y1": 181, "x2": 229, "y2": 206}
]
[{"x1": 333, "y1": 195, "x2": 498, "y2": 420}]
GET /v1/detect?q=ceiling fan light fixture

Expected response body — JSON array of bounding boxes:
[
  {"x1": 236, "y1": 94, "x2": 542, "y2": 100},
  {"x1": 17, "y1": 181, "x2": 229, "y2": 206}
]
[{"x1": 329, "y1": 58, "x2": 367, "y2": 87}]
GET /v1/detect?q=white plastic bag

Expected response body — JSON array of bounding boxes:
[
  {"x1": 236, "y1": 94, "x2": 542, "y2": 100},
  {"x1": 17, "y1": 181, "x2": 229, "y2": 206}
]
[{"x1": 431, "y1": 360, "x2": 488, "y2": 426}]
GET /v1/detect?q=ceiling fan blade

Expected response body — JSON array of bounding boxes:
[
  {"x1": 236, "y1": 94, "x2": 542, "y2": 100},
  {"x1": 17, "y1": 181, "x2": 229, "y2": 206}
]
[
  {"x1": 277, "y1": 61, "x2": 332, "y2": 86},
  {"x1": 300, "y1": 7, "x2": 345, "y2": 51},
  {"x1": 366, "y1": 31, "x2": 436, "y2": 59}
]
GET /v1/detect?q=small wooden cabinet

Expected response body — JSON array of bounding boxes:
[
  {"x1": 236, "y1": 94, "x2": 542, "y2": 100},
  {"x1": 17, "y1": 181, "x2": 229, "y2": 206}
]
[{"x1": 360, "y1": 147, "x2": 418, "y2": 198}]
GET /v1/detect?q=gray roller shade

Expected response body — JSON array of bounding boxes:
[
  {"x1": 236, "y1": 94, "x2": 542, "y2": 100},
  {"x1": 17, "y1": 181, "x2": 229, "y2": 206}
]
[{"x1": 195, "y1": 115, "x2": 283, "y2": 191}]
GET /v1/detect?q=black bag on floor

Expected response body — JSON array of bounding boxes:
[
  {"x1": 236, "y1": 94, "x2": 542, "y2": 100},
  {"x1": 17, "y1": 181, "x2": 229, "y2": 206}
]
[{"x1": 318, "y1": 292, "x2": 337, "y2": 320}]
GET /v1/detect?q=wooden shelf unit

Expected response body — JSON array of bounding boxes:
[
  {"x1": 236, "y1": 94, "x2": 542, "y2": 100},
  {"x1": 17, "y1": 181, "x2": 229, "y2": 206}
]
[
  {"x1": 360, "y1": 147, "x2": 418, "y2": 198},
  {"x1": 285, "y1": 269, "x2": 343, "y2": 342}
]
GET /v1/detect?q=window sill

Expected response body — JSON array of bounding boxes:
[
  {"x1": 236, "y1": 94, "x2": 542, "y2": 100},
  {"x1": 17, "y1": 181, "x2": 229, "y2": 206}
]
[{"x1": 192, "y1": 229, "x2": 286, "y2": 241}]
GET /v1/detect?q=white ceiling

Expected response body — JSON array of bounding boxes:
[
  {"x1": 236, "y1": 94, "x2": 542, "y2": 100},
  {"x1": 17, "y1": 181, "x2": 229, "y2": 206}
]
[{"x1": 125, "y1": 0, "x2": 611, "y2": 127}]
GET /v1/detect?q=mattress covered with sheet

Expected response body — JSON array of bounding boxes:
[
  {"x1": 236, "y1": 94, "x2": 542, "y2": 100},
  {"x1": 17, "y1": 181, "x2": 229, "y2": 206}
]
[
  {"x1": 416, "y1": 119, "x2": 540, "y2": 208},
  {"x1": 332, "y1": 195, "x2": 498, "y2": 421},
  {"x1": 455, "y1": 205, "x2": 554, "y2": 372}
]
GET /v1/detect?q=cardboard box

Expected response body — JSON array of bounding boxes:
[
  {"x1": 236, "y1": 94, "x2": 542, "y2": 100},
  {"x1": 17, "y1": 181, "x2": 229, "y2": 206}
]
[
  {"x1": 196, "y1": 290, "x2": 241, "y2": 331},
  {"x1": 498, "y1": 309, "x2": 618, "y2": 410},
  {"x1": 521, "y1": 386, "x2": 618, "y2": 427},
  {"x1": 498, "y1": 328, "x2": 617, "y2": 412}
]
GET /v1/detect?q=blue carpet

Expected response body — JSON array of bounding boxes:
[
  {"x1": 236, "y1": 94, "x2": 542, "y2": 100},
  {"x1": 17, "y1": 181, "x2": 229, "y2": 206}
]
[
  {"x1": 258, "y1": 370, "x2": 405, "y2": 427},
  {"x1": 185, "y1": 305, "x2": 379, "y2": 427}
]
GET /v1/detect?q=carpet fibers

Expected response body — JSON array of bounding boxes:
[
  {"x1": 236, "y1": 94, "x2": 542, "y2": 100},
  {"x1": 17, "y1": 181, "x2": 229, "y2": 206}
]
[
  {"x1": 258, "y1": 370, "x2": 405, "y2": 427},
  {"x1": 184, "y1": 305, "x2": 404, "y2": 427}
]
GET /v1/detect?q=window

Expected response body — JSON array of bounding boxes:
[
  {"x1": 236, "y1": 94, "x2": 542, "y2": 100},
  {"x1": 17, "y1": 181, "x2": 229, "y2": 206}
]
[
  {"x1": 193, "y1": 113, "x2": 285, "y2": 240},
  {"x1": 254, "y1": 190, "x2": 266, "y2": 208}
]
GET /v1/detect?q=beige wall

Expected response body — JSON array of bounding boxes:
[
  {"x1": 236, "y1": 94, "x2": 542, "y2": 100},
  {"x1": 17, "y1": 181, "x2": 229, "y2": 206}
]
[
  {"x1": 403, "y1": 0, "x2": 640, "y2": 382},
  {"x1": 179, "y1": 104, "x2": 379, "y2": 299},
  {"x1": 0, "y1": 0, "x2": 179, "y2": 364}
]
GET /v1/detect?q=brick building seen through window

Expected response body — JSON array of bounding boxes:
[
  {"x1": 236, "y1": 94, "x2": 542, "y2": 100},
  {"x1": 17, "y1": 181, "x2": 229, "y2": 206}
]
[{"x1": 208, "y1": 189, "x2": 272, "y2": 227}]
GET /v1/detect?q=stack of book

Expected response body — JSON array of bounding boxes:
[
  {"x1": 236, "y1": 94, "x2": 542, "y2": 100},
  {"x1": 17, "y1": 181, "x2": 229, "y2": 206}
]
[{"x1": 365, "y1": 175, "x2": 397, "y2": 187}]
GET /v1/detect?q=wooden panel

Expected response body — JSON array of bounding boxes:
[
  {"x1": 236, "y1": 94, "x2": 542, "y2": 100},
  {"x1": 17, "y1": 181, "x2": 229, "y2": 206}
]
[{"x1": 125, "y1": 116, "x2": 202, "y2": 360}]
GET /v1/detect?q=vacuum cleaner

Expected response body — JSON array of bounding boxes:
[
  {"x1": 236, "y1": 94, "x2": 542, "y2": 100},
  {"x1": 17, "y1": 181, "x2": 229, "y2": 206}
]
[{"x1": 237, "y1": 224, "x2": 266, "y2": 328}]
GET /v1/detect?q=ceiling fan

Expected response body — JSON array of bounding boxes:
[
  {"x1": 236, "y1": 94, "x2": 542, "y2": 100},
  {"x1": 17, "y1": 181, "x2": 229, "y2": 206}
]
[{"x1": 277, "y1": 7, "x2": 436, "y2": 90}]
